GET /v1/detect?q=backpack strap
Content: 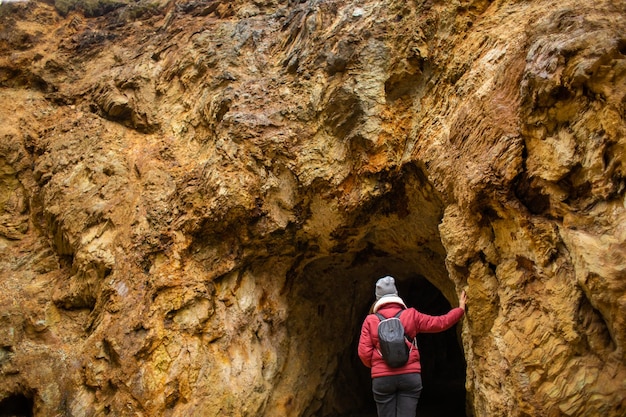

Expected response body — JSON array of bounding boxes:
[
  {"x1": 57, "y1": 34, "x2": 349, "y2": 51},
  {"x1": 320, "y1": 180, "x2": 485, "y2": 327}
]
[
  {"x1": 375, "y1": 310, "x2": 403, "y2": 321},
  {"x1": 373, "y1": 312, "x2": 384, "y2": 357}
]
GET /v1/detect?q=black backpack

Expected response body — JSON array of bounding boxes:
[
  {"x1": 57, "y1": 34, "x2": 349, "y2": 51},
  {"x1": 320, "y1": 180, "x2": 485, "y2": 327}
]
[{"x1": 375, "y1": 311, "x2": 413, "y2": 367}]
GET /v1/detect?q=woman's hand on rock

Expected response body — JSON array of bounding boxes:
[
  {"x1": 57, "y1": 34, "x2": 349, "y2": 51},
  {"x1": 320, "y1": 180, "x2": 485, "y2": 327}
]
[{"x1": 459, "y1": 290, "x2": 467, "y2": 311}]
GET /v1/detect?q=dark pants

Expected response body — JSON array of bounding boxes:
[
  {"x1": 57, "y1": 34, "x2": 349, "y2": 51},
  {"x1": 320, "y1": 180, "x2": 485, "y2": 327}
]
[{"x1": 372, "y1": 373, "x2": 423, "y2": 417}]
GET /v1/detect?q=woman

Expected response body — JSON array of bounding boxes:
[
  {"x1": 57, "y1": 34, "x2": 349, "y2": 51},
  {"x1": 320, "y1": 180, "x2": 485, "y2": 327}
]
[{"x1": 358, "y1": 276, "x2": 467, "y2": 417}]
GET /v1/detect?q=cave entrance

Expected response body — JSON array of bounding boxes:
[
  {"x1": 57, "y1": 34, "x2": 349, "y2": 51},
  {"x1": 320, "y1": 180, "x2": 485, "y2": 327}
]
[
  {"x1": 290, "y1": 254, "x2": 467, "y2": 417},
  {"x1": 284, "y1": 165, "x2": 467, "y2": 416}
]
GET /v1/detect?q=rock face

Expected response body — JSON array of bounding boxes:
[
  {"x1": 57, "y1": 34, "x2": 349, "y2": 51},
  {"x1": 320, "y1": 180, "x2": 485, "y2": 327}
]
[{"x1": 1, "y1": 0, "x2": 625, "y2": 416}]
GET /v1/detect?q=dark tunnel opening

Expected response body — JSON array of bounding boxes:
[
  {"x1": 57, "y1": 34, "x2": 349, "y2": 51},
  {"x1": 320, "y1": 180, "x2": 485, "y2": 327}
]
[
  {"x1": 333, "y1": 275, "x2": 467, "y2": 417},
  {"x1": 0, "y1": 393, "x2": 34, "y2": 417}
]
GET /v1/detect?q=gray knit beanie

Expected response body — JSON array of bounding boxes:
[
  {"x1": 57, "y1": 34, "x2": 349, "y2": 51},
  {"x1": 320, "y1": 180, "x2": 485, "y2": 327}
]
[{"x1": 375, "y1": 276, "x2": 398, "y2": 300}]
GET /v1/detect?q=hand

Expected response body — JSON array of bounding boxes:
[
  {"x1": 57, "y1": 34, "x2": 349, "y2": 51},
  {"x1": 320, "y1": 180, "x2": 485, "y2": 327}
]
[{"x1": 459, "y1": 290, "x2": 467, "y2": 311}]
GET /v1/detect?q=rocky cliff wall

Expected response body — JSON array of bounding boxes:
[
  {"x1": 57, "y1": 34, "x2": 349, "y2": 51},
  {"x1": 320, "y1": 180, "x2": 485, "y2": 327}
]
[{"x1": 0, "y1": 0, "x2": 625, "y2": 416}]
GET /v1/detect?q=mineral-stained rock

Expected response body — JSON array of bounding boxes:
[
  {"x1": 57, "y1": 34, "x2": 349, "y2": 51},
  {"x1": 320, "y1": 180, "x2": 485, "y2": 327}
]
[{"x1": 0, "y1": 0, "x2": 624, "y2": 416}]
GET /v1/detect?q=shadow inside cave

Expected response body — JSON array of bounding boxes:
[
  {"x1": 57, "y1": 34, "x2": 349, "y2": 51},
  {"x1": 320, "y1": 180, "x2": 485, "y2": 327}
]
[{"x1": 0, "y1": 393, "x2": 33, "y2": 417}]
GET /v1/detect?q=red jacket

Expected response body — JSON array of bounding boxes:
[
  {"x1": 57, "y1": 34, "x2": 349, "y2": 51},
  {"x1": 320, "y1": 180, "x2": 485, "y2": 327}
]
[{"x1": 358, "y1": 301, "x2": 464, "y2": 378}]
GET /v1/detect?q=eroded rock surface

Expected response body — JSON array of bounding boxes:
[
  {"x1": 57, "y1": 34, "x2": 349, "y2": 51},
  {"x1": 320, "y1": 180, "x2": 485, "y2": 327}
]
[{"x1": 0, "y1": 1, "x2": 624, "y2": 416}]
